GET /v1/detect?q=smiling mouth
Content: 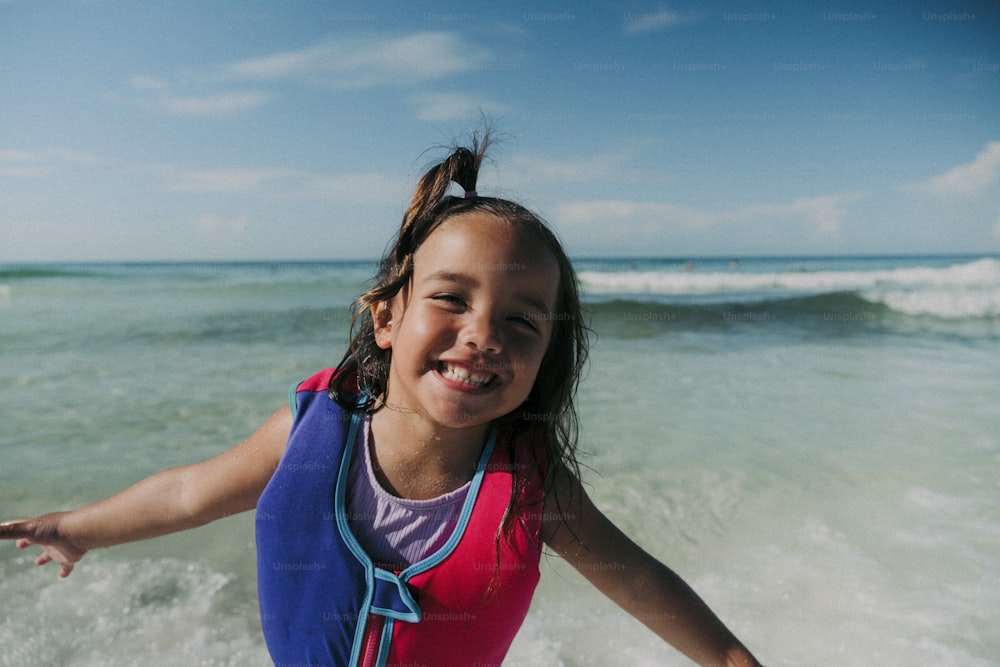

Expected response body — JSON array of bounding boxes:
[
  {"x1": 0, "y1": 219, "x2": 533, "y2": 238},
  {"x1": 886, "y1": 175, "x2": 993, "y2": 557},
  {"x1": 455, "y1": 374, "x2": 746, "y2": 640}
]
[{"x1": 437, "y1": 361, "x2": 497, "y2": 389}]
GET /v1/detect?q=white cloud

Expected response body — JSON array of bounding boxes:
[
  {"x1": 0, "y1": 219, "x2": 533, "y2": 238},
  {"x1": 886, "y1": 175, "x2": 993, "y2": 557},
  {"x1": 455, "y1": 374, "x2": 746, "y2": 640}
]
[
  {"x1": 739, "y1": 195, "x2": 854, "y2": 238},
  {"x1": 0, "y1": 149, "x2": 40, "y2": 162},
  {"x1": 219, "y1": 32, "x2": 490, "y2": 89},
  {"x1": 161, "y1": 166, "x2": 299, "y2": 193},
  {"x1": 909, "y1": 141, "x2": 1000, "y2": 196},
  {"x1": 506, "y1": 151, "x2": 632, "y2": 185},
  {"x1": 0, "y1": 149, "x2": 45, "y2": 177},
  {"x1": 121, "y1": 31, "x2": 485, "y2": 117},
  {"x1": 158, "y1": 91, "x2": 270, "y2": 116},
  {"x1": 408, "y1": 92, "x2": 507, "y2": 122},
  {"x1": 122, "y1": 74, "x2": 269, "y2": 117},
  {"x1": 157, "y1": 163, "x2": 407, "y2": 205},
  {"x1": 222, "y1": 45, "x2": 323, "y2": 80},
  {"x1": 302, "y1": 171, "x2": 409, "y2": 205},
  {"x1": 557, "y1": 200, "x2": 712, "y2": 230},
  {"x1": 0, "y1": 148, "x2": 106, "y2": 177},
  {"x1": 556, "y1": 193, "x2": 860, "y2": 242}
]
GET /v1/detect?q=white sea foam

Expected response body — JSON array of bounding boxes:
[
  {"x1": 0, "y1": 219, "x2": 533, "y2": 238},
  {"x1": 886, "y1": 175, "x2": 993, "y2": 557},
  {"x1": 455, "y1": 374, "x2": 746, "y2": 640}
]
[
  {"x1": 862, "y1": 286, "x2": 1000, "y2": 318},
  {"x1": 580, "y1": 258, "x2": 1000, "y2": 318},
  {"x1": 579, "y1": 259, "x2": 1000, "y2": 295},
  {"x1": 580, "y1": 258, "x2": 1000, "y2": 293},
  {"x1": 0, "y1": 558, "x2": 268, "y2": 667}
]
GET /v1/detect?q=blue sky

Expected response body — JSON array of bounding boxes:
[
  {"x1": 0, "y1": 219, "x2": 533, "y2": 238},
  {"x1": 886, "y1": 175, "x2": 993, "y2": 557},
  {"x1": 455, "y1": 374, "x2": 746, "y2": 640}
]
[{"x1": 2, "y1": 0, "x2": 998, "y2": 261}]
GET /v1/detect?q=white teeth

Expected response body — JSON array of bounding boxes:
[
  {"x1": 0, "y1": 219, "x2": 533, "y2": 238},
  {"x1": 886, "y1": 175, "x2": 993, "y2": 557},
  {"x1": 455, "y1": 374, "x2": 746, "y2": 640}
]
[{"x1": 440, "y1": 362, "x2": 495, "y2": 387}]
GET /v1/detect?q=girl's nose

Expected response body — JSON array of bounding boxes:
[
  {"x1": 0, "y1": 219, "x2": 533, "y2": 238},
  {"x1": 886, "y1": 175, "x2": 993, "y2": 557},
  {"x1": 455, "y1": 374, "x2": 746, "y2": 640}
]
[{"x1": 460, "y1": 312, "x2": 502, "y2": 354}]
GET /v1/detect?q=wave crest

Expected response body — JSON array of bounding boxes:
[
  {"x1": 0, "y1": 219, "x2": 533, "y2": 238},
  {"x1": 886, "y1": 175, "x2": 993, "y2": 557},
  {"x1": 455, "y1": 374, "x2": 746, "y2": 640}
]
[{"x1": 579, "y1": 258, "x2": 1000, "y2": 320}]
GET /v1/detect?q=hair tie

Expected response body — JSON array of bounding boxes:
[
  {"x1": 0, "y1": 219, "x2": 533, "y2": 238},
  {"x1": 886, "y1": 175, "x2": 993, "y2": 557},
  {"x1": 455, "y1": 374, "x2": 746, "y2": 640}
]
[{"x1": 464, "y1": 190, "x2": 478, "y2": 198}]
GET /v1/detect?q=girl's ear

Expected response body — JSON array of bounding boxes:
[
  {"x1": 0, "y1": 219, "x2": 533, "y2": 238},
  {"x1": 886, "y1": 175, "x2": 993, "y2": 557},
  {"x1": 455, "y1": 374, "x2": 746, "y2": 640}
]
[{"x1": 371, "y1": 301, "x2": 393, "y2": 350}]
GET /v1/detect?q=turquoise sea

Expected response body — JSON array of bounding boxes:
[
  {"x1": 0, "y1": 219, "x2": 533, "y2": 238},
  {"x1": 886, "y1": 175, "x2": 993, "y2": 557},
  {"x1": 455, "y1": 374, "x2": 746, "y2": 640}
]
[{"x1": 1, "y1": 255, "x2": 998, "y2": 666}]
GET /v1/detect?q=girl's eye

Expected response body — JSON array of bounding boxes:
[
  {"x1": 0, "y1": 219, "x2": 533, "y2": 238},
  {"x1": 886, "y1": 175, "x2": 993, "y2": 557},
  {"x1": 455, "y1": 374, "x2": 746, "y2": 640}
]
[
  {"x1": 510, "y1": 314, "x2": 540, "y2": 332},
  {"x1": 431, "y1": 293, "x2": 465, "y2": 307}
]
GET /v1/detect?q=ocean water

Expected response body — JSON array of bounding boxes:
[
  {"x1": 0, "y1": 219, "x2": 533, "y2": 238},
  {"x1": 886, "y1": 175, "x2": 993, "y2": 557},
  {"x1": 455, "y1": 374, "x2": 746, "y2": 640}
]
[{"x1": 1, "y1": 255, "x2": 998, "y2": 666}]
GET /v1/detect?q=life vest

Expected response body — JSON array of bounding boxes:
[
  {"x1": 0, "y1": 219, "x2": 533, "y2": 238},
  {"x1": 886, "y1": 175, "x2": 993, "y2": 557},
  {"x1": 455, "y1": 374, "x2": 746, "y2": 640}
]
[{"x1": 255, "y1": 368, "x2": 544, "y2": 667}]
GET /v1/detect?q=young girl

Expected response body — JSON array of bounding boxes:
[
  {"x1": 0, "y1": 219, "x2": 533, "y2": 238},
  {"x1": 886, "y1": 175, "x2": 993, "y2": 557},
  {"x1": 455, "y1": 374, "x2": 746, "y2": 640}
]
[{"x1": 1, "y1": 134, "x2": 765, "y2": 667}]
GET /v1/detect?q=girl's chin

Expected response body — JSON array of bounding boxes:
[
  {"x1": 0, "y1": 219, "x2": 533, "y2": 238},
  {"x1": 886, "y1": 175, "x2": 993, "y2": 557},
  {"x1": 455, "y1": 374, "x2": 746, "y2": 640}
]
[
  {"x1": 424, "y1": 402, "x2": 519, "y2": 432},
  {"x1": 426, "y1": 401, "x2": 500, "y2": 429}
]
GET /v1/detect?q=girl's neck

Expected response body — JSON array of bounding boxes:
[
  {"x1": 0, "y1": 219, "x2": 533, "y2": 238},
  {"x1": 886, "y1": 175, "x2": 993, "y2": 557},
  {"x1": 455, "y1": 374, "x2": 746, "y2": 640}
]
[{"x1": 368, "y1": 408, "x2": 491, "y2": 500}]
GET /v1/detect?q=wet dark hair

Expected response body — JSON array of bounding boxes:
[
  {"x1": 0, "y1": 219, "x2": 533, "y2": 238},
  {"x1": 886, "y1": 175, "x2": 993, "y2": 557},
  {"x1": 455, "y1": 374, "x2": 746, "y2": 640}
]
[{"x1": 331, "y1": 130, "x2": 589, "y2": 556}]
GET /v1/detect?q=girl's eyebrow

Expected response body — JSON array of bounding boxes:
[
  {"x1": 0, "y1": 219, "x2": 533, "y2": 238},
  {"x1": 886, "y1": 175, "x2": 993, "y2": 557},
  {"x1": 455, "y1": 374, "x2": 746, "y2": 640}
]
[
  {"x1": 423, "y1": 270, "x2": 470, "y2": 286},
  {"x1": 423, "y1": 270, "x2": 553, "y2": 314}
]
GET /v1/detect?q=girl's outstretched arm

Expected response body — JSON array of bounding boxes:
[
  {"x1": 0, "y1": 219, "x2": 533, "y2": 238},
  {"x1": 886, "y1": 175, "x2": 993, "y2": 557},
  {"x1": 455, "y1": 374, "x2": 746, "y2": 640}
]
[
  {"x1": 541, "y1": 472, "x2": 765, "y2": 667},
  {"x1": 0, "y1": 405, "x2": 292, "y2": 578}
]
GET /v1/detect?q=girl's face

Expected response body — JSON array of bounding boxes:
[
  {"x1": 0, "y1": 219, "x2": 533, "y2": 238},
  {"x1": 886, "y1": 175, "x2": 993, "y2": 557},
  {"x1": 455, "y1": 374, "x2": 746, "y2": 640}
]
[{"x1": 373, "y1": 212, "x2": 560, "y2": 433}]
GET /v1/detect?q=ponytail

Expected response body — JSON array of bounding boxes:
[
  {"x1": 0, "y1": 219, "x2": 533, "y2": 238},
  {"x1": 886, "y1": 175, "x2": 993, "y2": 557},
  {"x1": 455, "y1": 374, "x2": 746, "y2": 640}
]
[{"x1": 394, "y1": 133, "x2": 489, "y2": 266}]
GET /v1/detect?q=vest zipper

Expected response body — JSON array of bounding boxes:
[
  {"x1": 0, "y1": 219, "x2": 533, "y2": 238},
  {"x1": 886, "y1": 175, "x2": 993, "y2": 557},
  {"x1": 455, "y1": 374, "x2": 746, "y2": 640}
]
[{"x1": 357, "y1": 613, "x2": 384, "y2": 667}]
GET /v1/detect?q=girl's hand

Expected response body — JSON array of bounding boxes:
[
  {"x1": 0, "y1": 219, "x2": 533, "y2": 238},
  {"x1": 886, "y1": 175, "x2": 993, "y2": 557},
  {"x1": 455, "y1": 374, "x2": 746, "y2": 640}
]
[
  {"x1": 0, "y1": 512, "x2": 88, "y2": 578},
  {"x1": 0, "y1": 406, "x2": 292, "y2": 581}
]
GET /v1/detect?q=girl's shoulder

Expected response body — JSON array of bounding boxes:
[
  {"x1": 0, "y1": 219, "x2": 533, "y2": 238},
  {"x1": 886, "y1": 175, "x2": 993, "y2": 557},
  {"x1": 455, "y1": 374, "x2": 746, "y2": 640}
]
[
  {"x1": 294, "y1": 368, "x2": 361, "y2": 398},
  {"x1": 289, "y1": 368, "x2": 361, "y2": 416},
  {"x1": 296, "y1": 368, "x2": 340, "y2": 392}
]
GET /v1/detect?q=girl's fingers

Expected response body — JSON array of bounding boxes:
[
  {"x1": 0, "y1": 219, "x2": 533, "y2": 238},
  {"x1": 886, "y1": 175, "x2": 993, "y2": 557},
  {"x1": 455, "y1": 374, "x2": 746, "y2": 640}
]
[
  {"x1": 3, "y1": 518, "x2": 81, "y2": 577},
  {"x1": 0, "y1": 520, "x2": 32, "y2": 541}
]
